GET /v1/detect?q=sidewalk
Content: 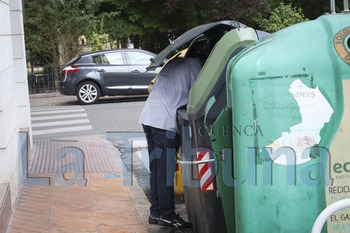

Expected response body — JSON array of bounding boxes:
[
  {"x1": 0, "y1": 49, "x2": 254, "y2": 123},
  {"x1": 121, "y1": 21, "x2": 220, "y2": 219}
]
[
  {"x1": 29, "y1": 92, "x2": 77, "y2": 107},
  {"x1": 7, "y1": 138, "x2": 151, "y2": 233},
  {"x1": 28, "y1": 92, "x2": 147, "y2": 107},
  {"x1": 9, "y1": 93, "x2": 190, "y2": 233}
]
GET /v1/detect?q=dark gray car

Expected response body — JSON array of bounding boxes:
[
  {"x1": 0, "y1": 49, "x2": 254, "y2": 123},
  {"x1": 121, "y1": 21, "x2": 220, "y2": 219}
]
[{"x1": 59, "y1": 48, "x2": 159, "y2": 104}]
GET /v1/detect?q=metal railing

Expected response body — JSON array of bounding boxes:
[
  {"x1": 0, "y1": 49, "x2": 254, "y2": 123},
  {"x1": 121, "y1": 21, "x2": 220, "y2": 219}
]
[{"x1": 27, "y1": 68, "x2": 58, "y2": 94}]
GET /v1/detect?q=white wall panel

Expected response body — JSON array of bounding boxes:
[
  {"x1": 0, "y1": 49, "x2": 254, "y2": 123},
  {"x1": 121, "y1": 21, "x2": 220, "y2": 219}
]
[
  {"x1": 0, "y1": 98, "x2": 17, "y2": 149},
  {"x1": 10, "y1": 11, "x2": 23, "y2": 35},
  {"x1": 0, "y1": 36, "x2": 14, "y2": 74},
  {"x1": 0, "y1": 67, "x2": 15, "y2": 112},
  {"x1": 9, "y1": 0, "x2": 21, "y2": 11},
  {"x1": 0, "y1": 149, "x2": 9, "y2": 183},
  {"x1": 0, "y1": 2, "x2": 10, "y2": 35},
  {"x1": 13, "y1": 58, "x2": 26, "y2": 83},
  {"x1": 11, "y1": 35, "x2": 24, "y2": 59}
]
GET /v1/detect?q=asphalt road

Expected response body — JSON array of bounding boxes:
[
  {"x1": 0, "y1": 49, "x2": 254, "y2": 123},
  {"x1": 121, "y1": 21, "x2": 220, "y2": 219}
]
[
  {"x1": 30, "y1": 95, "x2": 147, "y2": 140},
  {"x1": 84, "y1": 96, "x2": 147, "y2": 133}
]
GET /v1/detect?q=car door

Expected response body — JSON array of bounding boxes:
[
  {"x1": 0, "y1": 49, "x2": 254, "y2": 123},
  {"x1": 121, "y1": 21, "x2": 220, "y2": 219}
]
[
  {"x1": 92, "y1": 51, "x2": 131, "y2": 94},
  {"x1": 125, "y1": 50, "x2": 158, "y2": 94}
]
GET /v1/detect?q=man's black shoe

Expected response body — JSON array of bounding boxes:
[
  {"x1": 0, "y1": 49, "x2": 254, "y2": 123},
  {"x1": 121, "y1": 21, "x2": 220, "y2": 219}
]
[
  {"x1": 148, "y1": 215, "x2": 159, "y2": 225},
  {"x1": 158, "y1": 214, "x2": 192, "y2": 228}
]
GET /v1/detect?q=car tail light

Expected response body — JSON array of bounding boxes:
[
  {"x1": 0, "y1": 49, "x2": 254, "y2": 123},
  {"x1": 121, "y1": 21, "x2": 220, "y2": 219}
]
[{"x1": 61, "y1": 65, "x2": 80, "y2": 74}]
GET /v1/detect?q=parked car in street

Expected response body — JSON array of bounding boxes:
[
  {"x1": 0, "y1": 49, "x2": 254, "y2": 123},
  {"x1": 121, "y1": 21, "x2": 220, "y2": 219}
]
[{"x1": 59, "y1": 49, "x2": 160, "y2": 104}]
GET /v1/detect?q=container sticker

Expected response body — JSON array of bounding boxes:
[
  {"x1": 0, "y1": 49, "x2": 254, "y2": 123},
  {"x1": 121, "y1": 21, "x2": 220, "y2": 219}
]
[
  {"x1": 334, "y1": 27, "x2": 350, "y2": 65},
  {"x1": 267, "y1": 79, "x2": 334, "y2": 165},
  {"x1": 327, "y1": 79, "x2": 350, "y2": 232}
]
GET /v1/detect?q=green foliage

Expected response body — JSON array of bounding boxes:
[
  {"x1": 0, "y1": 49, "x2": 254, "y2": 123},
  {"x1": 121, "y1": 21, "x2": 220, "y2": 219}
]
[
  {"x1": 89, "y1": 32, "x2": 110, "y2": 51},
  {"x1": 24, "y1": 0, "x2": 100, "y2": 84},
  {"x1": 97, "y1": 0, "x2": 136, "y2": 43},
  {"x1": 25, "y1": 0, "x2": 331, "y2": 67},
  {"x1": 24, "y1": 0, "x2": 99, "y2": 63},
  {"x1": 272, "y1": 0, "x2": 344, "y2": 20},
  {"x1": 206, "y1": 0, "x2": 269, "y2": 29},
  {"x1": 88, "y1": 15, "x2": 109, "y2": 51},
  {"x1": 257, "y1": 2, "x2": 308, "y2": 33}
]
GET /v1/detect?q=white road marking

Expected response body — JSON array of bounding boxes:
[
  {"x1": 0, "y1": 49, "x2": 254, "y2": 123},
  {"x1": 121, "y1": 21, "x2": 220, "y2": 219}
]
[
  {"x1": 32, "y1": 125, "x2": 93, "y2": 136},
  {"x1": 31, "y1": 113, "x2": 88, "y2": 121}
]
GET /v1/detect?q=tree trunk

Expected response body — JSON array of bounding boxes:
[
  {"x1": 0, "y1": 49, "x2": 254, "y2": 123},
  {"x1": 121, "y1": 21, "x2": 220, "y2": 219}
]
[
  {"x1": 133, "y1": 35, "x2": 140, "y2": 49},
  {"x1": 52, "y1": 50, "x2": 60, "y2": 90},
  {"x1": 120, "y1": 38, "x2": 127, "y2": 48},
  {"x1": 49, "y1": 33, "x2": 61, "y2": 89}
]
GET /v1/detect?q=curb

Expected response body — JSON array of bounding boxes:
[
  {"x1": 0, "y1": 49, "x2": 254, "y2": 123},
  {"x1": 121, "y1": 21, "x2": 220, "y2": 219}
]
[{"x1": 29, "y1": 92, "x2": 62, "y2": 99}]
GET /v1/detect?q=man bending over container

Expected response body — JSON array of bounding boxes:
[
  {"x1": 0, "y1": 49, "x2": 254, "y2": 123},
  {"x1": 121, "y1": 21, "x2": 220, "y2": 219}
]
[{"x1": 139, "y1": 55, "x2": 203, "y2": 229}]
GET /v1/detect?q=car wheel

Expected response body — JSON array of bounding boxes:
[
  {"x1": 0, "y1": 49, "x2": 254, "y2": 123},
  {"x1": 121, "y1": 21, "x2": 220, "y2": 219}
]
[{"x1": 76, "y1": 81, "x2": 100, "y2": 104}]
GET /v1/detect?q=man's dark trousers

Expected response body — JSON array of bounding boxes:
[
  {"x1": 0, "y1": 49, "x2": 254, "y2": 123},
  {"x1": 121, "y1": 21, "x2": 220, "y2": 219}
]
[{"x1": 142, "y1": 124, "x2": 179, "y2": 218}]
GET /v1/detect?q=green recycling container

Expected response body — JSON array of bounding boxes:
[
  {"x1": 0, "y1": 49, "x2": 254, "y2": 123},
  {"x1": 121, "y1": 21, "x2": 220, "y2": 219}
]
[
  {"x1": 211, "y1": 13, "x2": 350, "y2": 232},
  {"x1": 181, "y1": 28, "x2": 259, "y2": 233}
]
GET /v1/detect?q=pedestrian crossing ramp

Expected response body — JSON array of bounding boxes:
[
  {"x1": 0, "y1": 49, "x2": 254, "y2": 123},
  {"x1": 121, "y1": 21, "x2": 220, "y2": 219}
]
[{"x1": 31, "y1": 106, "x2": 92, "y2": 136}]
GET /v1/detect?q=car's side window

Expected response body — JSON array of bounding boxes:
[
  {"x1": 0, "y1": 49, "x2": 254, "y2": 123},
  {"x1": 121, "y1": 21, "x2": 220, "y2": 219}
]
[
  {"x1": 128, "y1": 51, "x2": 153, "y2": 65},
  {"x1": 102, "y1": 54, "x2": 110, "y2": 64},
  {"x1": 103, "y1": 52, "x2": 123, "y2": 65},
  {"x1": 92, "y1": 55, "x2": 102, "y2": 64}
]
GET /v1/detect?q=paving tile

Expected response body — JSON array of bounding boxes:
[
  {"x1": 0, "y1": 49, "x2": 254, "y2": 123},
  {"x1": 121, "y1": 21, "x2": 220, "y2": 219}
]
[
  {"x1": 93, "y1": 190, "x2": 131, "y2": 202},
  {"x1": 52, "y1": 184, "x2": 97, "y2": 232},
  {"x1": 52, "y1": 211, "x2": 97, "y2": 231},
  {"x1": 8, "y1": 186, "x2": 53, "y2": 232},
  {"x1": 52, "y1": 227, "x2": 98, "y2": 233},
  {"x1": 96, "y1": 212, "x2": 143, "y2": 225},
  {"x1": 99, "y1": 224, "x2": 149, "y2": 233},
  {"x1": 89, "y1": 174, "x2": 127, "y2": 191},
  {"x1": 9, "y1": 230, "x2": 46, "y2": 233},
  {"x1": 52, "y1": 220, "x2": 97, "y2": 233},
  {"x1": 28, "y1": 139, "x2": 119, "y2": 174}
]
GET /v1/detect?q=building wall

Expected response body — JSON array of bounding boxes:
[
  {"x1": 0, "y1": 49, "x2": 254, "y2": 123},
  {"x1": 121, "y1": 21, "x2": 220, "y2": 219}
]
[
  {"x1": 11, "y1": 0, "x2": 31, "y2": 132},
  {"x1": 0, "y1": 0, "x2": 31, "y2": 208}
]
